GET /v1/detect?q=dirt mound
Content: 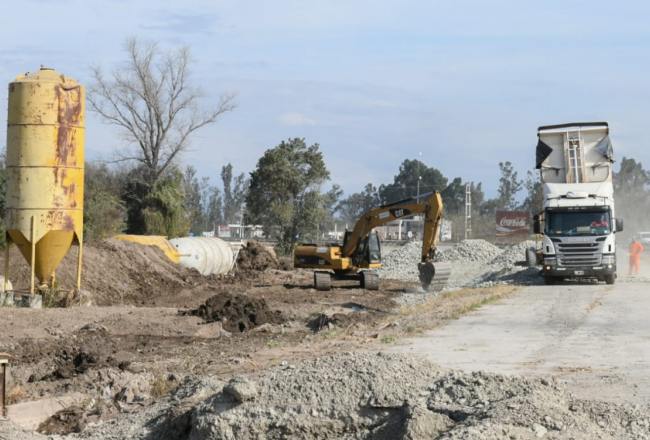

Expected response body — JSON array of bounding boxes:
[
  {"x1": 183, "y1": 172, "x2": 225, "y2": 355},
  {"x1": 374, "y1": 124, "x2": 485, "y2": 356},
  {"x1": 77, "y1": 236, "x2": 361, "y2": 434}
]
[
  {"x1": 2, "y1": 238, "x2": 207, "y2": 306},
  {"x1": 38, "y1": 405, "x2": 86, "y2": 435},
  {"x1": 188, "y1": 293, "x2": 284, "y2": 332},
  {"x1": 236, "y1": 241, "x2": 279, "y2": 272}
]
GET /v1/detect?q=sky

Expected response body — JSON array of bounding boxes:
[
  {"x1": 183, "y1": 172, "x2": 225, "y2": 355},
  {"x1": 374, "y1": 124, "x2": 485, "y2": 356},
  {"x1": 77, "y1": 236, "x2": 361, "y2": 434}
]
[{"x1": 1, "y1": 0, "x2": 650, "y2": 197}]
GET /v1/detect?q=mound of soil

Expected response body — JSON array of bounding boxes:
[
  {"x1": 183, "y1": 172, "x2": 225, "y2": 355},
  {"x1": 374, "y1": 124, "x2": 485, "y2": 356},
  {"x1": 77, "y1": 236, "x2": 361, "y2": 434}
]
[
  {"x1": 189, "y1": 293, "x2": 284, "y2": 333},
  {"x1": 236, "y1": 241, "x2": 279, "y2": 272},
  {"x1": 2, "y1": 238, "x2": 207, "y2": 306},
  {"x1": 37, "y1": 406, "x2": 86, "y2": 435}
]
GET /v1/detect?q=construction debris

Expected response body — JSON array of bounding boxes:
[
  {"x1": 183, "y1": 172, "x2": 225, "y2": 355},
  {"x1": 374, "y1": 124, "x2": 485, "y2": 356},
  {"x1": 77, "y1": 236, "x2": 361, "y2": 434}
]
[{"x1": 34, "y1": 352, "x2": 650, "y2": 440}]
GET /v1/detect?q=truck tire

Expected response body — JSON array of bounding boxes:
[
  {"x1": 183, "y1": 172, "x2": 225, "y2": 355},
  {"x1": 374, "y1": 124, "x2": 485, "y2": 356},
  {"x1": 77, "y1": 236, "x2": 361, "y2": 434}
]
[
  {"x1": 360, "y1": 271, "x2": 379, "y2": 290},
  {"x1": 605, "y1": 274, "x2": 616, "y2": 285},
  {"x1": 314, "y1": 271, "x2": 331, "y2": 291},
  {"x1": 525, "y1": 248, "x2": 538, "y2": 268}
]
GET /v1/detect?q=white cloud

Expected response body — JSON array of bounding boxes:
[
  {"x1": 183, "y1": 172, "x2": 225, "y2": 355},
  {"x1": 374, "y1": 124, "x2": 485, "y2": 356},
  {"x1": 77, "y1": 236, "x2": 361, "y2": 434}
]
[{"x1": 278, "y1": 112, "x2": 317, "y2": 126}]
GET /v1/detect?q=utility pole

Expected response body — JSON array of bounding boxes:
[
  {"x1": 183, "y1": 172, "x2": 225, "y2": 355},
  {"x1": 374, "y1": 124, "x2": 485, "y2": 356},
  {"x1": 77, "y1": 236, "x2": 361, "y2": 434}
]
[{"x1": 464, "y1": 183, "x2": 472, "y2": 240}]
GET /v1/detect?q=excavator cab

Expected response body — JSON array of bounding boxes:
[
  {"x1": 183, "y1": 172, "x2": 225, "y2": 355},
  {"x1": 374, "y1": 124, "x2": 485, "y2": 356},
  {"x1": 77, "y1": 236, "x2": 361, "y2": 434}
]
[{"x1": 348, "y1": 231, "x2": 382, "y2": 267}]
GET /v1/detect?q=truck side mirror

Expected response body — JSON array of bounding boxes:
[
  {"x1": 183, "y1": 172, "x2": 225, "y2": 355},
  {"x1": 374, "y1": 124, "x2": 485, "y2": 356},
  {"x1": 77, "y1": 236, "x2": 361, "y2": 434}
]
[
  {"x1": 615, "y1": 218, "x2": 624, "y2": 232},
  {"x1": 533, "y1": 215, "x2": 541, "y2": 234}
]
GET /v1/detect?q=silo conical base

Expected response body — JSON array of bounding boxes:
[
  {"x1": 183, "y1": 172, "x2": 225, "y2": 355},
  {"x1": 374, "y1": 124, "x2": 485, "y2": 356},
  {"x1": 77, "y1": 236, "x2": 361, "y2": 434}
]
[{"x1": 8, "y1": 229, "x2": 75, "y2": 285}]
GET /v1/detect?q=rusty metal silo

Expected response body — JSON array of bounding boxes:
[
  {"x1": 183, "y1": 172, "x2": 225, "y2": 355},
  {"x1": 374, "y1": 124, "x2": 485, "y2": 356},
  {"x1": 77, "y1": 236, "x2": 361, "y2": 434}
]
[{"x1": 5, "y1": 67, "x2": 84, "y2": 293}]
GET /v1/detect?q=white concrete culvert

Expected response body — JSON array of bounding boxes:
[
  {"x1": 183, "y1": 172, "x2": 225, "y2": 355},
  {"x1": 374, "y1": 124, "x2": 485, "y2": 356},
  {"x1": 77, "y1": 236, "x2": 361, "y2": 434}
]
[{"x1": 61, "y1": 352, "x2": 650, "y2": 440}]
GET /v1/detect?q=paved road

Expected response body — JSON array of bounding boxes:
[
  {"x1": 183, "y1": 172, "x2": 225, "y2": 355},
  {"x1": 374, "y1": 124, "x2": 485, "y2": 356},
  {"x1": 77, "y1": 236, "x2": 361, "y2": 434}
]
[{"x1": 391, "y1": 281, "x2": 650, "y2": 404}]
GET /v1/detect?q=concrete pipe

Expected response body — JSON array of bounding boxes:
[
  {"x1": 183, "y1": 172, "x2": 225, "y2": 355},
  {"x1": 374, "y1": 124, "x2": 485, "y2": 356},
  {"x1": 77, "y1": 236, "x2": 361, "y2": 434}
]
[{"x1": 169, "y1": 237, "x2": 235, "y2": 275}]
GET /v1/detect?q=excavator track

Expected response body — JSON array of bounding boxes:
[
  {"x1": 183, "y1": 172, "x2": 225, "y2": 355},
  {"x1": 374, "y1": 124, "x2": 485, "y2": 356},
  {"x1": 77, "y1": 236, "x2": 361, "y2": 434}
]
[
  {"x1": 314, "y1": 271, "x2": 332, "y2": 291},
  {"x1": 418, "y1": 261, "x2": 451, "y2": 292},
  {"x1": 360, "y1": 270, "x2": 379, "y2": 290}
]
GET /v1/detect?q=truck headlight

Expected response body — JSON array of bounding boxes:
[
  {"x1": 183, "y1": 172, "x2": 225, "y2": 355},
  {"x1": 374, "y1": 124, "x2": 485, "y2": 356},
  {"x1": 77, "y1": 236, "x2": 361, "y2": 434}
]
[
  {"x1": 601, "y1": 254, "x2": 616, "y2": 265},
  {"x1": 543, "y1": 257, "x2": 557, "y2": 266}
]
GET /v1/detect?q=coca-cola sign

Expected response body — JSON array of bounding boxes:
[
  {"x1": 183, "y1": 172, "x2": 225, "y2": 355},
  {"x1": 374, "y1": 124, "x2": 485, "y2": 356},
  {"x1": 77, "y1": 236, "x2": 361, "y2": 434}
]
[{"x1": 496, "y1": 210, "x2": 530, "y2": 237}]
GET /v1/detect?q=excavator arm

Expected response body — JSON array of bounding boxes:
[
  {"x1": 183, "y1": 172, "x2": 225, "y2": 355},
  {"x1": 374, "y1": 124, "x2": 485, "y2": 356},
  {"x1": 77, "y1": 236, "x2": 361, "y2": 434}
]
[{"x1": 342, "y1": 192, "x2": 450, "y2": 290}]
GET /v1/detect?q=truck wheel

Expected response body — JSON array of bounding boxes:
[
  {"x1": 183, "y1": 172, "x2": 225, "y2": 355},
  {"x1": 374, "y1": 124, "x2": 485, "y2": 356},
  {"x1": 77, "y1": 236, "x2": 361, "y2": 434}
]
[
  {"x1": 543, "y1": 276, "x2": 557, "y2": 285},
  {"x1": 605, "y1": 274, "x2": 616, "y2": 285},
  {"x1": 525, "y1": 248, "x2": 537, "y2": 268},
  {"x1": 314, "y1": 272, "x2": 331, "y2": 291},
  {"x1": 360, "y1": 271, "x2": 379, "y2": 290}
]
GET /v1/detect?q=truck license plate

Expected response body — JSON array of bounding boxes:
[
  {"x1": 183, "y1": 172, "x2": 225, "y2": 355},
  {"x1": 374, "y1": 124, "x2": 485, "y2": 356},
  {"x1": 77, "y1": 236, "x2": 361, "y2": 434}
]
[{"x1": 574, "y1": 270, "x2": 584, "y2": 275}]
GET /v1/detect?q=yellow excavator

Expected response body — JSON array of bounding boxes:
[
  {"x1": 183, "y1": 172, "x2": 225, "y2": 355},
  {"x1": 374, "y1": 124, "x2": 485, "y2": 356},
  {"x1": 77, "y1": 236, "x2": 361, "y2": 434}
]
[{"x1": 293, "y1": 191, "x2": 451, "y2": 291}]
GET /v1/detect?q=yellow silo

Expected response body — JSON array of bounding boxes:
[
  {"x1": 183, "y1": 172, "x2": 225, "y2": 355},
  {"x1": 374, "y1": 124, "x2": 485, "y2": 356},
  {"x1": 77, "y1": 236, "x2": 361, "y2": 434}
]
[{"x1": 5, "y1": 67, "x2": 84, "y2": 293}]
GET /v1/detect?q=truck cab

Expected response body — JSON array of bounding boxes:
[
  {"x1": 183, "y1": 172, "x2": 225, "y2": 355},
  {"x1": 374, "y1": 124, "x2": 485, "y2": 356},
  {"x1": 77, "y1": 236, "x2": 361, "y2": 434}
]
[{"x1": 534, "y1": 122, "x2": 622, "y2": 284}]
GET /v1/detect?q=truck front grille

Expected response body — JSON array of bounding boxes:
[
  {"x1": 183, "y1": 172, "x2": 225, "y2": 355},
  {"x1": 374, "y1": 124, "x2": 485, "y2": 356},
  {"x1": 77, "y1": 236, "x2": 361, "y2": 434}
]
[{"x1": 557, "y1": 242, "x2": 601, "y2": 266}]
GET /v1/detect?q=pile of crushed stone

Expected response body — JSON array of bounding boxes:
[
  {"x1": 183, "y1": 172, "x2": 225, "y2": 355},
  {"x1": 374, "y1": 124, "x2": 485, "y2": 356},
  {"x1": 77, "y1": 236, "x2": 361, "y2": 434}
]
[
  {"x1": 380, "y1": 239, "x2": 540, "y2": 289},
  {"x1": 236, "y1": 241, "x2": 280, "y2": 272},
  {"x1": 56, "y1": 352, "x2": 650, "y2": 440},
  {"x1": 434, "y1": 239, "x2": 503, "y2": 263},
  {"x1": 185, "y1": 292, "x2": 284, "y2": 332}
]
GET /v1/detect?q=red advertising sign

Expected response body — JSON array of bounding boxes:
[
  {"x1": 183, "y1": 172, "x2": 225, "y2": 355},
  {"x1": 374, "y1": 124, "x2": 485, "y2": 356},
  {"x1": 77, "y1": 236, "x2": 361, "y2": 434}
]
[{"x1": 496, "y1": 210, "x2": 530, "y2": 238}]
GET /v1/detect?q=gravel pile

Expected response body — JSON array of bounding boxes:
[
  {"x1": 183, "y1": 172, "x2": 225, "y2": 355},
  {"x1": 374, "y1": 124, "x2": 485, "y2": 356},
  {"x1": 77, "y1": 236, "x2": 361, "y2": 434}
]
[
  {"x1": 380, "y1": 239, "x2": 540, "y2": 289},
  {"x1": 489, "y1": 240, "x2": 535, "y2": 267},
  {"x1": 56, "y1": 352, "x2": 650, "y2": 440},
  {"x1": 434, "y1": 239, "x2": 503, "y2": 264},
  {"x1": 378, "y1": 241, "x2": 423, "y2": 282}
]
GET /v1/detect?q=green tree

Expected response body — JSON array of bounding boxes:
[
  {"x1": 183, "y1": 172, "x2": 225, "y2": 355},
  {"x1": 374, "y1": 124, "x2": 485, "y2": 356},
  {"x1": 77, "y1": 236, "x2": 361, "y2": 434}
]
[
  {"x1": 245, "y1": 138, "x2": 330, "y2": 253},
  {"x1": 441, "y1": 177, "x2": 466, "y2": 215},
  {"x1": 496, "y1": 161, "x2": 523, "y2": 209},
  {"x1": 379, "y1": 159, "x2": 448, "y2": 204},
  {"x1": 205, "y1": 186, "x2": 223, "y2": 231},
  {"x1": 337, "y1": 183, "x2": 380, "y2": 225},
  {"x1": 183, "y1": 166, "x2": 209, "y2": 234},
  {"x1": 521, "y1": 170, "x2": 544, "y2": 214},
  {"x1": 221, "y1": 163, "x2": 248, "y2": 224},
  {"x1": 319, "y1": 184, "x2": 343, "y2": 236},
  {"x1": 123, "y1": 167, "x2": 190, "y2": 237},
  {"x1": 84, "y1": 163, "x2": 127, "y2": 240}
]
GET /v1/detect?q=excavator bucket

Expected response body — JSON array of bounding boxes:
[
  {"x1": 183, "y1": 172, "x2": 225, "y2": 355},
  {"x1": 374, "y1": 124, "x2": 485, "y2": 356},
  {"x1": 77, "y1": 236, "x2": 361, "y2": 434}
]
[{"x1": 418, "y1": 261, "x2": 451, "y2": 292}]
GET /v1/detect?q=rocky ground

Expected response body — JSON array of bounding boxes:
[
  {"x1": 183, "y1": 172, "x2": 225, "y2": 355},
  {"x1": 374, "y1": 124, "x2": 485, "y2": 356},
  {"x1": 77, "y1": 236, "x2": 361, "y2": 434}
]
[
  {"x1": 380, "y1": 239, "x2": 540, "y2": 289},
  {"x1": 4, "y1": 352, "x2": 649, "y2": 440},
  {"x1": 2, "y1": 239, "x2": 648, "y2": 439}
]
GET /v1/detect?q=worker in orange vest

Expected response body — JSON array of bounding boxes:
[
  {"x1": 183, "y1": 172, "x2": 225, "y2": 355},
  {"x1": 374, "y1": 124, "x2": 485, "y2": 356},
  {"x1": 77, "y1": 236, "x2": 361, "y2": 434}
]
[{"x1": 629, "y1": 237, "x2": 644, "y2": 275}]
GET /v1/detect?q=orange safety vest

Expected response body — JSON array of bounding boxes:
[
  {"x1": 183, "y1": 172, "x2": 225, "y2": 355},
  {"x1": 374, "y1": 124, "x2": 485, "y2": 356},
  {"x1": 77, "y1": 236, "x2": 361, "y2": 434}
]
[{"x1": 630, "y1": 241, "x2": 644, "y2": 257}]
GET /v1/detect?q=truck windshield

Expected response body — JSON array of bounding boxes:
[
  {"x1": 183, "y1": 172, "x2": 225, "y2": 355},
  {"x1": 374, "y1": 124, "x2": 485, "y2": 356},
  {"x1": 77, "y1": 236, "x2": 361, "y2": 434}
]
[{"x1": 546, "y1": 210, "x2": 611, "y2": 236}]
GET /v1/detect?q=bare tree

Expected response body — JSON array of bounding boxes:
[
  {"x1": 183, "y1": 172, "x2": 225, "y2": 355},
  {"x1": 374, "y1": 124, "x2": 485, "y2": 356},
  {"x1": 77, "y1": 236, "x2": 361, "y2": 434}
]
[{"x1": 89, "y1": 38, "x2": 236, "y2": 186}]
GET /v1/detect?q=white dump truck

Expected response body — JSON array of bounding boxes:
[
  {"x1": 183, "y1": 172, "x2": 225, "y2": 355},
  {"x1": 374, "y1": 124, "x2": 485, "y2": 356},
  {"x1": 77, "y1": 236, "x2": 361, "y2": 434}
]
[{"x1": 532, "y1": 122, "x2": 623, "y2": 284}]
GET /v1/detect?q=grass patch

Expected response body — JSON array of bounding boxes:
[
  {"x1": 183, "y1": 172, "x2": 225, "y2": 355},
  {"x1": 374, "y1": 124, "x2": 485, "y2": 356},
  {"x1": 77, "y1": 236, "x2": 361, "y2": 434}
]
[
  {"x1": 150, "y1": 374, "x2": 176, "y2": 398},
  {"x1": 380, "y1": 335, "x2": 396, "y2": 344}
]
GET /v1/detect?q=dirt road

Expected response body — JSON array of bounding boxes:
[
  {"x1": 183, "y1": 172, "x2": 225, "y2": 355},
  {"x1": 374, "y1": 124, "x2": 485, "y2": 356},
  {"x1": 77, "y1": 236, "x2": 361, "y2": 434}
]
[{"x1": 391, "y1": 280, "x2": 650, "y2": 405}]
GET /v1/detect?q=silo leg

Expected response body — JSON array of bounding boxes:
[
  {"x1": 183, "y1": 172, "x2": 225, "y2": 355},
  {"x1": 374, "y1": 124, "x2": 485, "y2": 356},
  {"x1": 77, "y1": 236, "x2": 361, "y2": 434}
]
[{"x1": 29, "y1": 216, "x2": 36, "y2": 295}]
